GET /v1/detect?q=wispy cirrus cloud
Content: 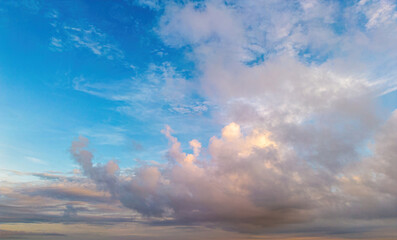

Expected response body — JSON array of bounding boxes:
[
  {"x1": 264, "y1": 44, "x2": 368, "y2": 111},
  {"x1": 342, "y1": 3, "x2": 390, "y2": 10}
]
[
  {"x1": 72, "y1": 62, "x2": 210, "y2": 120},
  {"x1": 47, "y1": 11, "x2": 126, "y2": 63},
  {"x1": 50, "y1": 24, "x2": 124, "y2": 61}
]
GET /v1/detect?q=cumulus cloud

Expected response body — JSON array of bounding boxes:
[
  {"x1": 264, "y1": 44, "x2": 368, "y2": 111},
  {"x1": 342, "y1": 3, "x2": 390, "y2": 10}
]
[
  {"x1": 62, "y1": 1, "x2": 397, "y2": 235},
  {"x1": 70, "y1": 125, "x2": 308, "y2": 229},
  {"x1": 66, "y1": 111, "x2": 397, "y2": 234},
  {"x1": 70, "y1": 136, "x2": 120, "y2": 196}
]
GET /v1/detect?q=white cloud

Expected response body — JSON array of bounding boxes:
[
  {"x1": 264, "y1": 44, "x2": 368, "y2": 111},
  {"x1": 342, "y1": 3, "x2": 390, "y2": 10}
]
[
  {"x1": 74, "y1": 0, "x2": 397, "y2": 234},
  {"x1": 48, "y1": 14, "x2": 126, "y2": 62},
  {"x1": 63, "y1": 25, "x2": 125, "y2": 60},
  {"x1": 135, "y1": 0, "x2": 161, "y2": 10},
  {"x1": 67, "y1": 114, "x2": 397, "y2": 234},
  {"x1": 358, "y1": 0, "x2": 397, "y2": 29},
  {"x1": 72, "y1": 63, "x2": 209, "y2": 122}
]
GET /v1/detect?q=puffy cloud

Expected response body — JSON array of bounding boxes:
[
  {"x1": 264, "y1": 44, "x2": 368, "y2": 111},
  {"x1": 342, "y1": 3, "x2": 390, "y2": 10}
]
[
  {"x1": 65, "y1": 112, "x2": 397, "y2": 235},
  {"x1": 62, "y1": 2, "x2": 397, "y2": 230},
  {"x1": 158, "y1": 0, "x2": 396, "y2": 104},
  {"x1": 64, "y1": 124, "x2": 321, "y2": 230},
  {"x1": 70, "y1": 136, "x2": 120, "y2": 196}
]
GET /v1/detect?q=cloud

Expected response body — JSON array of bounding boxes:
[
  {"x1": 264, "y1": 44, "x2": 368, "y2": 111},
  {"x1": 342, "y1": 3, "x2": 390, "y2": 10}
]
[
  {"x1": 134, "y1": 0, "x2": 161, "y2": 10},
  {"x1": 48, "y1": 15, "x2": 125, "y2": 61},
  {"x1": 0, "y1": 229, "x2": 66, "y2": 239},
  {"x1": 27, "y1": 185, "x2": 112, "y2": 203},
  {"x1": 63, "y1": 110, "x2": 397, "y2": 236},
  {"x1": 358, "y1": 0, "x2": 397, "y2": 29},
  {"x1": 72, "y1": 63, "x2": 210, "y2": 123},
  {"x1": 58, "y1": 0, "x2": 397, "y2": 236},
  {"x1": 63, "y1": 25, "x2": 124, "y2": 60},
  {"x1": 0, "y1": 172, "x2": 136, "y2": 225},
  {"x1": 335, "y1": 110, "x2": 397, "y2": 220},
  {"x1": 0, "y1": 0, "x2": 41, "y2": 14},
  {"x1": 25, "y1": 156, "x2": 47, "y2": 165}
]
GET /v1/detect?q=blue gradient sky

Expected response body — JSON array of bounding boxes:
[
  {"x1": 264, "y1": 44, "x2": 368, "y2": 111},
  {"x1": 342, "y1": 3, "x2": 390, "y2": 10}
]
[{"x1": 0, "y1": 0, "x2": 219, "y2": 175}]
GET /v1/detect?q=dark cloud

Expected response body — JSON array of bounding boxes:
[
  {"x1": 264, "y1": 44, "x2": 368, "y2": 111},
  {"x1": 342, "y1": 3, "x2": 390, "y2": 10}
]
[
  {"x1": 0, "y1": 229, "x2": 66, "y2": 239},
  {"x1": 26, "y1": 186, "x2": 112, "y2": 203}
]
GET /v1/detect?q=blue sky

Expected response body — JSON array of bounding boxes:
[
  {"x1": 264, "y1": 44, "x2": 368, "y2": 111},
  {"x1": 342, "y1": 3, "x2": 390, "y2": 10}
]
[
  {"x1": 1, "y1": 0, "x2": 397, "y2": 239},
  {"x1": 0, "y1": 0, "x2": 219, "y2": 174}
]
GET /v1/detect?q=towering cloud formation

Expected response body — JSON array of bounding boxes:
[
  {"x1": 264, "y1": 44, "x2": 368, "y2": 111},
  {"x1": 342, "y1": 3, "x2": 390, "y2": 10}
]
[
  {"x1": 70, "y1": 110, "x2": 397, "y2": 232},
  {"x1": 67, "y1": 0, "x2": 397, "y2": 236}
]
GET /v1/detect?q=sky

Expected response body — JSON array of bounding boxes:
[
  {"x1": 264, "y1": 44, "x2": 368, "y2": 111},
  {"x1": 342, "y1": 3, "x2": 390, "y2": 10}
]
[{"x1": 1, "y1": 0, "x2": 397, "y2": 239}]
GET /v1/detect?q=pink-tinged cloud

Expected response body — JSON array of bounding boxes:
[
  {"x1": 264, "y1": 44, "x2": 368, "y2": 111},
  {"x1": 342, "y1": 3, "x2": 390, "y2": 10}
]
[{"x1": 68, "y1": 111, "x2": 397, "y2": 233}]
